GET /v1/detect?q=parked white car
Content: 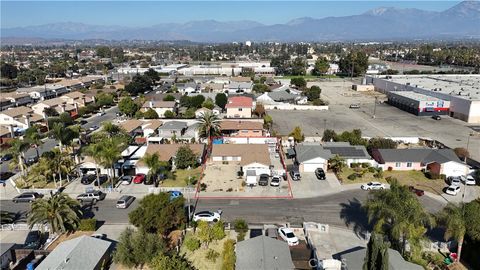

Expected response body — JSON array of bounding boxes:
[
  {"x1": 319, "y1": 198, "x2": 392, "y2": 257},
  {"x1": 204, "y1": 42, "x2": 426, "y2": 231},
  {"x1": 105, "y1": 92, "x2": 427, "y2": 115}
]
[
  {"x1": 270, "y1": 176, "x2": 281, "y2": 187},
  {"x1": 448, "y1": 176, "x2": 462, "y2": 187},
  {"x1": 193, "y1": 211, "x2": 221, "y2": 222},
  {"x1": 361, "y1": 182, "x2": 386, "y2": 191},
  {"x1": 463, "y1": 175, "x2": 476, "y2": 186},
  {"x1": 278, "y1": 227, "x2": 299, "y2": 246},
  {"x1": 445, "y1": 185, "x2": 461, "y2": 196}
]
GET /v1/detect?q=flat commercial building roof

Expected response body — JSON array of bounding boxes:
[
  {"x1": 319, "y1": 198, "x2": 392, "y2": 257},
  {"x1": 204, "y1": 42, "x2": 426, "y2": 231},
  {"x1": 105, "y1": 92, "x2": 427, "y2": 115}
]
[
  {"x1": 389, "y1": 91, "x2": 446, "y2": 102},
  {"x1": 383, "y1": 75, "x2": 480, "y2": 101}
]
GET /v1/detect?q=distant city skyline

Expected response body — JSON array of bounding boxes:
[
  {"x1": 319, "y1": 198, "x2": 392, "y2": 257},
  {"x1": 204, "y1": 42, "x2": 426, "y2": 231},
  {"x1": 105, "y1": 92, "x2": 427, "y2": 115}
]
[{"x1": 1, "y1": 1, "x2": 461, "y2": 28}]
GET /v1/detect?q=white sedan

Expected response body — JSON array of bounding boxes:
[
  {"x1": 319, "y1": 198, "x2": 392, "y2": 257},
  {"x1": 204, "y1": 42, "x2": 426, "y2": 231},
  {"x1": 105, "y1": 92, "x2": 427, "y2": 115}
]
[
  {"x1": 445, "y1": 185, "x2": 460, "y2": 196},
  {"x1": 464, "y1": 175, "x2": 476, "y2": 186},
  {"x1": 193, "y1": 211, "x2": 221, "y2": 222},
  {"x1": 361, "y1": 182, "x2": 386, "y2": 191},
  {"x1": 278, "y1": 227, "x2": 299, "y2": 246}
]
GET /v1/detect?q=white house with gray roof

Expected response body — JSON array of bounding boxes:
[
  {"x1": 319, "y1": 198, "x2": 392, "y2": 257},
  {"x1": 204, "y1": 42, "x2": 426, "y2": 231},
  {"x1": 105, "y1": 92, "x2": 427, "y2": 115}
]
[
  {"x1": 236, "y1": 236, "x2": 295, "y2": 270},
  {"x1": 256, "y1": 89, "x2": 298, "y2": 105}
]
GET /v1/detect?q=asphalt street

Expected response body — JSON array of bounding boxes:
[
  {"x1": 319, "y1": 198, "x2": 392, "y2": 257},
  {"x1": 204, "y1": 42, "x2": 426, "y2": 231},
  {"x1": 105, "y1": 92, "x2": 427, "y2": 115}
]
[
  {"x1": 0, "y1": 190, "x2": 445, "y2": 229},
  {"x1": 0, "y1": 106, "x2": 119, "y2": 173}
]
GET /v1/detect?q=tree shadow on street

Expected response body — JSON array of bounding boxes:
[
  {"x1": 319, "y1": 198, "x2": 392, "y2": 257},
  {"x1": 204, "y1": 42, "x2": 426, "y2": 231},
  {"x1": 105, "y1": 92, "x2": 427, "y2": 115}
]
[{"x1": 339, "y1": 198, "x2": 371, "y2": 239}]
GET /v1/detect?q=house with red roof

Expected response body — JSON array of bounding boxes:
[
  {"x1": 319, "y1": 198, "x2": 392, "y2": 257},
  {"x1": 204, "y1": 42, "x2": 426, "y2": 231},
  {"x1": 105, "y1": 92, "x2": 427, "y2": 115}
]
[{"x1": 225, "y1": 96, "x2": 253, "y2": 118}]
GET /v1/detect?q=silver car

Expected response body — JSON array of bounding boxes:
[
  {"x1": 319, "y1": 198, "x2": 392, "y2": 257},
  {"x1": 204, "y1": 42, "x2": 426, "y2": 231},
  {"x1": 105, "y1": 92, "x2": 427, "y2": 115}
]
[{"x1": 116, "y1": 195, "x2": 135, "y2": 209}]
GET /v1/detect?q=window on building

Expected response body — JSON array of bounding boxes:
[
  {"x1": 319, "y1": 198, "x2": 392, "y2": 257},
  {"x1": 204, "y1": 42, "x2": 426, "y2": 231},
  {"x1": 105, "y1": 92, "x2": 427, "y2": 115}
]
[
  {"x1": 238, "y1": 108, "x2": 243, "y2": 111},
  {"x1": 395, "y1": 162, "x2": 401, "y2": 167},
  {"x1": 222, "y1": 156, "x2": 227, "y2": 161},
  {"x1": 406, "y1": 162, "x2": 412, "y2": 168}
]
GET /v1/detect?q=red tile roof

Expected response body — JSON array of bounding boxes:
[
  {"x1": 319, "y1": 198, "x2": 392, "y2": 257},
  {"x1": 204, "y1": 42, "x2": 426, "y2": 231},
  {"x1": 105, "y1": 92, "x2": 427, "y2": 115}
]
[{"x1": 225, "y1": 96, "x2": 253, "y2": 108}]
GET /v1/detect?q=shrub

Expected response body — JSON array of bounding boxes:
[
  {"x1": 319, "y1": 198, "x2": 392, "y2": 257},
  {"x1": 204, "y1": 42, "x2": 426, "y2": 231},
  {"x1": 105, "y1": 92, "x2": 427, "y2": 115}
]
[
  {"x1": 241, "y1": 181, "x2": 246, "y2": 187},
  {"x1": 361, "y1": 163, "x2": 370, "y2": 168},
  {"x1": 347, "y1": 174, "x2": 357, "y2": 180},
  {"x1": 237, "y1": 231, "x2": 246, "y2": 241},
  {"x1": 387, "y1": 167, "x2": 393, "y2": 171},
  {"x1": 233, "y1": 219, "x2": 248, "y2": 233},
  {"x1": 226, "y1": 188, "x2": 233, "y2": 192},
  {"x1": 78, "y1": 218, "x2": 97, "y2": 231},
  {"x1": 368, "y1": 167, "x2": 377, "y2": 173},
  {"x1": 350, "y1": 163, "x2": 360, "y2": 168},
  {"x1": 206, "y1": 249, "x2": 220, "y2": 262},
  {"x1": 200, "y1": 183, "x2": 207, "y2": 191},
  {"x1": 184, "y1": 237, "x2": 200, "y2": 251},
  {"x1": 374, "y1": 170, "x2": 384, "y2": 179},
  {"x1": 222, "y1": 239, "x2": 236, "y2": 270}
]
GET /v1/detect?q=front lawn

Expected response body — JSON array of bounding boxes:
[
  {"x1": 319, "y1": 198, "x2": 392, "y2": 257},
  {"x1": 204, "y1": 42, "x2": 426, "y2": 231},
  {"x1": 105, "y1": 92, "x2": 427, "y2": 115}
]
[
  {"x1": 161, "y1": 167, "x2": 202, "y2": 187},
  {"x1": 338, "y1": 167, "x2": 446, "y2": 195},
  {"x1": 180, "y1": 231, "x2": 233, "y2": 270}
]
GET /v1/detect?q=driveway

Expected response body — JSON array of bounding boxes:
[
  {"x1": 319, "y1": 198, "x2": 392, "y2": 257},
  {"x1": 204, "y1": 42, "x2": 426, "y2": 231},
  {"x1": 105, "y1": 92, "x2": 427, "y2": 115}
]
[{"x1": 290, "y1": 172, "x2": 341, "y2": 198}]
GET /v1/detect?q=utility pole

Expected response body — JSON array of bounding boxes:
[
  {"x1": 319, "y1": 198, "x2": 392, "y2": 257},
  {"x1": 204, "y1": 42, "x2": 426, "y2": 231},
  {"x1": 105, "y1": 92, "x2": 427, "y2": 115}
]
[{"x1": 373, "y1": 96, "x2": 378, "y2": 119}]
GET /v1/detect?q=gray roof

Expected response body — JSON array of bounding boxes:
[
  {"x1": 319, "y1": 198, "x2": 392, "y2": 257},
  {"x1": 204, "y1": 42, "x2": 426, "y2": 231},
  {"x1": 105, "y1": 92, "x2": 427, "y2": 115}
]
[
  {"x1": 229, "y1": 82, "x2": 253, "y2": 89},
  {"x1": 323, "y1": 142, "x2": 371, "y2": 159},
  {"x1": 0, "y1": 243, "x2": 15, "y2": 256},
  {"x1": 295, "y1": 144, "x2": 332, "y2": 163},
  {"x1": 236, "y1": 236, "x2": 295, "y2": 270},
  {"x1": 340, "y1": 247, "x2": 423, "y2": 270},
  {"x1": 158, "y1": 121, "x2": 188, "y2": 130},
  {"x1": 36, "y1": 235, "x2": 111, "y2": 270},
  {"x1": 267, "y1": 90, "x2": 297, "y2": 102},
  {"x1": 376, "y1": 149, "x2": 462, "y2": 164}
]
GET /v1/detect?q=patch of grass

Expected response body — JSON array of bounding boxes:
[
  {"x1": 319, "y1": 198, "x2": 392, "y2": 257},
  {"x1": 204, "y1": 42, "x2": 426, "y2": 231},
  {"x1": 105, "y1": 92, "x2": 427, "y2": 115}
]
[
  {"x1": 275, "y1": 74, "x2": 337, "y2": 80},
  {"x1": 161, "y1": 167, "x2": 202, "y2": 187},
  {"x1": 181, "y1": 231, "x2": 232, "y2": 270},
  {"x1": 338, "y1": 168, "x2": 446, "y2": 195}
]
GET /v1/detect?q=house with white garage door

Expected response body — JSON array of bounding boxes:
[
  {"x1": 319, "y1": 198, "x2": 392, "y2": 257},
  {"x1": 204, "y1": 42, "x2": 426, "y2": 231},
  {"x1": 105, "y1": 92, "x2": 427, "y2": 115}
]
[
  {"x1": 211, "y1": 144, "x2": 272, "y2": 176},
  {"x1": 294, "y1": 144, "x2": 332, "y2": 172}
]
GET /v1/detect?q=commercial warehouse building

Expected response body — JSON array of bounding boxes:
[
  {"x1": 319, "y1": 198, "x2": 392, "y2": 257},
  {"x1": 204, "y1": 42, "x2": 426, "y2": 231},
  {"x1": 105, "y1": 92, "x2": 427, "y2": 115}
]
[
  {"x1": 365, "y1": 75, "x2": 480, "y2": 123},
  {"x1": 386, "y1": 91, "x2": 450, "y2": 116}
]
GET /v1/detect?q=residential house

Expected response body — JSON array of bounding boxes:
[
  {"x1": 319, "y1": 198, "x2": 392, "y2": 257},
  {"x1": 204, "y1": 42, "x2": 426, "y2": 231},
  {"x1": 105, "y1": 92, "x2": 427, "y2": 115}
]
[
  {"x1": 211, "y1": 144, "x2": 272, "y2": 176},
  {"x1": 195, "y1": 108, "x2": 212, "y2": 118},
  {"x1": 225, "y1": 96, "x2": 253, "y2": 118},
  {"x1": 3, "y1": 92, "x2": 33, "y2": 107},
  {"x1": 0, "y1": 98, "x2": 13, "y2": 111},
  {"x1": 1, "y1": 243, "x2": 15, "y2": 270},
  {"x1": 32, "y1": 97, "x2": 77, "y2": 117},
  {"x1": 36, "y1": 236, "x2": 112, "y2": 270},
  {"x1": 372, "y1": 148, "x2": 468, "y2": 177},
  {"x1": 201, "y1": 83, "x2": 225, "y2": 93},
  {"x1": 295, "y1": 144, "x2": 332, "y2": 172},
  {"x1": 227, "y1": 82, "x2": 253, "y2": 93},
  {"x1": 16, "y1": 84, "x2": 68, "y2": 100},
  {"x1": 135, "y1": 143, "x2": 205, "y2": 174},
  {"x1": 177, "y1": 82, "x2": 199, "y2": 95},
  {"x1": 56, "y1": 78, "x2": 84, "y2": 91},
  {"x1": 256, "y1": 89, "x2": 297, "y2": 105},
  {"x1": 0, "y1": 106, "x2": 44, "y2": 132},
  {"x1": 340, "y1": 247, "x2": 423, "y2": 270},
  {"x1": 118, "y1": 119, "x2": 163, "y2": 143},
  {"x1": 220, "y1": 120, "x2": 263, "y2": 137},
  {"x1": 323, "y1": 142, "x2": 376, "y2": 167},
  {"x1": 236, "y1": 236, "x2": 295, "y2": 270},
  {"x1": 118, "y1": 119, "x2": 144, "y2": 136},
  {"x1": 61, "y1": 91, "x2": 94, "y2": 107},
  {"x1": 152, "y1": 120, "x2": 199, "y2": 143},
  {"x1": 230, "y1": 76, "x2": 252, "y2": 83},
  {"x1": 141, "y1": 101, "x2": 176, "y2": 118}
]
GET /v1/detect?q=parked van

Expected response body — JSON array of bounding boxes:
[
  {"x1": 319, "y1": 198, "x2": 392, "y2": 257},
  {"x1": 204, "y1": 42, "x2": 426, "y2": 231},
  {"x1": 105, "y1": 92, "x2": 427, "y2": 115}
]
[{"x1": 116, "y1": 195, "x2": 135, "y2": 209}]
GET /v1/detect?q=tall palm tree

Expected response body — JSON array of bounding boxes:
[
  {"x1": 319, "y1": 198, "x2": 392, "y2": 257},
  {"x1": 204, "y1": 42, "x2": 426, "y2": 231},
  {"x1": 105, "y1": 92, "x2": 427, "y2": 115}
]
[
  {"x1": 197, "y1": 111, "x2": 221, "y2": 144},
  {"x1": 49, "y1": 149, "x2": 74, "y2": 187},
  {"x1": 141, "y1": 153, "x2": 162, "y2": 183},
  {"x1": 437, "y1": 203, "x2": 467, "y2": 261},
  {"x1": 365, "y1": 178, "x2": 433, "y2": 258},
  {"x1": 98, "y1": 138, "x2": 122, "y2": 187},
  {"x1": 329, "y1": 155, "x2": 346, "y2": 174},
  {"x1": 51, "y1": 122, "x2": 66, "y2": 151},
  {"x1": 8, "y1": 138, "x2": 30, "y2": 176},
  {"x1": 25, "y1": 126, "x2": 43, "y2": 159},
  {"x1": 28, "y1": 193, "x2": 82, "y2": 233},
  {"x1": 85, "y1": 142, "x2": 104, "y2": 187}
]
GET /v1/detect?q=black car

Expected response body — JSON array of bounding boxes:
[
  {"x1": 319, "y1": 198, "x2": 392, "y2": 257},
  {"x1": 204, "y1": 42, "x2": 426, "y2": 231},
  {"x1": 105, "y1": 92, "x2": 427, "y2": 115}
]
[
  {"x1": 315, "y1": 168, "x2": 326, "y2": 180},
  {"x1": 0, "y1": 154, "x2": 13, "y2": 163},
  {"x1": 12, "y1": 192, "x2": 43, "y2": 203},
  {"x1": 0, "y1": 171, "x2": 14, "y2": 183},
  {"x1": 93, "y1": 174, "x2": 108, "y2": 186},
  {"x1": 25, "y1": 156, "x2": 39, "y2": 166},
  {"x1": 78, "y1": 120, "x2": 88, "y2": 125},
  {"x1": 432, "y1": 115, "x2": 441, "y2": 120},
  {"x1": 81, "y1": 174, "x2": 96, "y2": 185},
  {"x1": 24, "y1": 230, "x2": 42, "y2": 249},
  {"x1": 258, "y1": 174, "x2": 269, "y2": 186}
]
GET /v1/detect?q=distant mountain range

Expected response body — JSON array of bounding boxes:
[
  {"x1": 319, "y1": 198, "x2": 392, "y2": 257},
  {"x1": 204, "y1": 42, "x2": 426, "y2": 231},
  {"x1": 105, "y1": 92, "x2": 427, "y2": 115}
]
[{"x1": 2, "y1": 1, "x2": 480, "y2": 42}]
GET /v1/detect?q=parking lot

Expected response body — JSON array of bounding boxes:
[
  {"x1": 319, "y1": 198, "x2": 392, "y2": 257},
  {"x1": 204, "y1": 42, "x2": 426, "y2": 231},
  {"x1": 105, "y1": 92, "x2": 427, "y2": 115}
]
[{"x1": 269, "y1": 79, "x2": 480, "y2": 161}]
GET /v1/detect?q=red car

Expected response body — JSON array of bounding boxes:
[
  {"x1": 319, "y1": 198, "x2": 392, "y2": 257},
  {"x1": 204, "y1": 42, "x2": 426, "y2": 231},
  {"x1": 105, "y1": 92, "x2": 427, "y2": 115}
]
[
  {"x1": 133, "y1": 173, "x2": 146, "y2": 184},
  {"x1": 408, "y1": 186, "x2": 425, "y2": 196}
]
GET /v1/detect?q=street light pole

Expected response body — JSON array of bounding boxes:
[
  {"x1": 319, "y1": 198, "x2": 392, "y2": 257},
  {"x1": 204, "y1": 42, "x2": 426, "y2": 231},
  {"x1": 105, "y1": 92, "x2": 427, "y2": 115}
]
[{"x1": 373, "y1": 96, "x2": 378, "y2": 119}]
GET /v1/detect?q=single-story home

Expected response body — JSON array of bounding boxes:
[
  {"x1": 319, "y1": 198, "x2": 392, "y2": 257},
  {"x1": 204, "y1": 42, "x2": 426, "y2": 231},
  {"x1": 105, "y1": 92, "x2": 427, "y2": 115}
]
[
  {"x1": 135, "y1": 143, "x2": 205, "y2": 174},
  {"x1": 256, "y1": 89, "x2": 297, "y2": 105},
  {"x1": 141, "y1": 100, "x2": 176, "y2": 118},
  {"x1": 371, "y1": 148, "x2": 469, "y2": 177},
  {"x1": 36, "y1": 236, "x2": 112, "y2": 270},
  {"x1": 211, "y1": 143, "x2": 272, "y2": 176},
  {"x1": 323, "y1": 142, "x2": 376, "y2": 167},
  {"x1": 220, "y1": 120, "x2": 264, "y2": 137},
  {"x1": 339, "y1": 247, "x2": 423, "y2": 270},
  {"x1": 236, "y1": 236, "x2": 295, "y2": 270}
]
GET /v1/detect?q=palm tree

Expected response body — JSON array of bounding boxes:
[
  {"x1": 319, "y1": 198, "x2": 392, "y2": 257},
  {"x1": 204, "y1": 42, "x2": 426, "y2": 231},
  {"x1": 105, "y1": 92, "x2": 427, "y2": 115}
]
[
  {"x1": 141, "y1": 153, "x2": 162, "y2": 183},
  {"x1": 1, "y1": 211, "x2": 14, "y2": 225},
  {"x1": 51, "y1": 122, "x2": 66, "y2": 151},
  {"x1": 197, "y1": 111, "x2": 221, "y2": 144},
  {"x1": 329, "y1": 155, "x2": 346, "y2": 174},
  {"x1": 8, "y1": 138, "x2": 30, "y2": 176},
  {"x1": 98, "y1": 138, "x2": 122, "y2": 187},
  {"x1": 437, "y1": 203, "x2": 467, "y2": 261},
  {"x1": 85, "y1": 143, "x2": 104, "y2": 187},
  {"x1": 49, "y1": 149, "x2": 74, "y2": 187},
  {"x1": 25, "y1": 126, "x2": 43, "y2": 159},
  {"x1": 365, "y1": 178, "x2": 433, "y2": 258},
  {"x1": 28, "y1": 193, "x2": 82, "y2": 233}
]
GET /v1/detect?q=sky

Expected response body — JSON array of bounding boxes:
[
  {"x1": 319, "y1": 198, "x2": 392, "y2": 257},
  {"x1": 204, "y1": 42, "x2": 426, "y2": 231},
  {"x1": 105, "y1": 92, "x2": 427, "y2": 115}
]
[{"x1": 1, "y1": 1, "x2": 461, "y2": 28}]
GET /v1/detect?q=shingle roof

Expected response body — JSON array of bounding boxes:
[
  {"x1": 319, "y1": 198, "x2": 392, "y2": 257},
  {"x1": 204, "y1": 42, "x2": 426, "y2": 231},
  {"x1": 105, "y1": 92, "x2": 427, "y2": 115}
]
[
  {"x1": 340, "y1": 248, "x2": 423, "y2": 270},
  {"x1": 36, "y1": 235, "x2": 112, "y2": 270},
  {"x1": 118, "y1": 119, "x2": 143, "y2": 133},
  {"x1": 136, "y1": 144, "x2": 204, "y2": 167},
  {"x1": 158, "y1": 121, "x2": 188, "y2": 130},
  {"x1": 295, "y1": 144, "x2": 332, "y2": 163},
  {"x1": 225, "y1": 96, "x2": 253, "y2": 108},
  {"x1": 376, "y1": 149, "x2": 462, "y2": 164},
  {"x1": 323, "y1": 142, "x2": 371, "y2": 159},
  {"x1": 1, "y1": 106, "x2": 34, "y2": 117},
  {"x1": 211, "y1": 144, "x2": 271, "y2": 166},
  {"x1": 267, "y1": 90, "x2": 297, "y2": 101},
  {"x1": 64, "y1": 91, "x2": 86, "y2": 99},
  {"x1": 142, "y1": 101, "x2": 176, "y2": 108},
  {"x1": 220, "y1": 120, "x2": 263, "y2": 131},
  {"x1": 236, "y1": 236, "x2": 295, "y2": 270}
]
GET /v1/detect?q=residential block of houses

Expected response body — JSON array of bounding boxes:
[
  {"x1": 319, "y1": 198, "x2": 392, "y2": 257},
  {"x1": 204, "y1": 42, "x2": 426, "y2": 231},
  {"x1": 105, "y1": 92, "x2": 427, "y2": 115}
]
[{"x1": 225, "y1": 96, "x2": 253, "y2": 118}]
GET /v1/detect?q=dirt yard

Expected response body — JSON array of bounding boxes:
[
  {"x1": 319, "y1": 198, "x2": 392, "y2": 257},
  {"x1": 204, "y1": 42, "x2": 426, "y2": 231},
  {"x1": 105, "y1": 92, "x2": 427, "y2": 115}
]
[{"x1": 202, "y1": 163, "x2": 245, "y2": 192}]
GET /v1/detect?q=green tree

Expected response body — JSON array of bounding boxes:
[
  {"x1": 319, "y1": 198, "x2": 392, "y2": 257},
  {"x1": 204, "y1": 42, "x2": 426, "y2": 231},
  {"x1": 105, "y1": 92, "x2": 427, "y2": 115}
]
[
  {"x1": 329, "y1": 155, "x2": 346, "y2": 173},
  {"x1": 263, "y1": 114, "x2": 273, "y2": 129},
  {"x1": 175, "y1": 146, "x2": 198, "y2": 169},
  {"x1": 212, "y1": 220, "x2": 226, "y2": 241},
  {"x1": 215, "y1": 93, "x2": 228, "y2": 110},
  {"x1": 49, "y1": 149, "x2": 74, "y2": 187},
  {"x1": 8, "y1": 138, "x2": 30, "y2": 175},
  {"x1": 28, "y1": 193, "x2": 82, "y2": 233},
  {"x1": 163, "y1": 94, "x2": 176, "y2": 101},
  {"x1": 149, "y1": 253, "x2": 194, "y2": 270},
  {"x1": 363, "y1": 232, "x2": 389, "y2": 270},
  {"x1": 164, "y1": 110, "x2": 175, "y2": 118},
  {"x1": 197, "y1": 111, "x2": 221, "y2": 143},
  {"x1": 202, "y1": 98, "x2": 215, "y2": 110},
  {"x1": 367, "y1": 138, "x2": 398, "y2": 154},
  {"x1": 312, "y1": 57, "x2": 330, "y2": 75},
  {"x1": 289, "y1": 126, "x2": 304, "y2": 142},
  {"x1": 291, "y1": 57, "x2": 307, "y2": 75},
  {"x1": 144, "y1": 68, "x2": 160, "y2": 84},
  {"x1": 114, "y1": 228, "x2": 166, "y2": 269},
  {"x1": 102, "y1": 122, "x2": 122, "y2": 138},
  {"x1": 95, "y1": 92, "x2": 114, "y2": 107},
  {"x1": 305, "y1": 86, "x2": 321, "y2": 101},
  {"x1": 118, "y1": 97, "x2": 139, "y2": 117},
  {"x1": 339, "y1": 51, "x2": 369, "y2": 77},
  {"x1": 365, "y1": 178, "x2": 433, "y2": 259},
  {"x1": 190, "y1": 95, "x2": 205, "y2": 109},
  {"x1": 95, "y1": 46, "x2": 111, "y2": 58},
  {"x1": 125, "y1": 74, "x2": 153, "y2": 96},
  {"x1": 129, "y1": 193, "x2": 186, "y2": 235},
  {"x1": 59, "y1": 112, "x2": 73, "y2": 126},
  {"x1": 98, "y1": 138, "x2": 123, "y2": 186},
  {"x1": 1, "y1": 63, "x2": 18, "y2": 79},
  {"x1": 25, "y1": 126, "x2": 43, "y2": 159},
  {"x1": 142, "y1": 153, "x2": 162, "y2": 183},
  {"x1": 197, "y1": 220, "x2": 214, "y2": 248},
  {"x1": 0, "y1": 211, "x2": 14, "y2": 224},
  {"x1": 322, "y1": 129, "x2": 337, "y2": 142},
  {"x1": 143, "y1": 108, "x2": 159, "y2": 119},
  {"x1": 43, "y1": 107, "x2": 59, "y2": 117},
  {"x1": 252, "y1": 83, "x2": 269, "y2": 93},
  {"x1": 290, "y1": 77, "x2": 307, "y2": 88},
  {"x1": 50, "y1": 123, "x2": 78, "y2": 152}
]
